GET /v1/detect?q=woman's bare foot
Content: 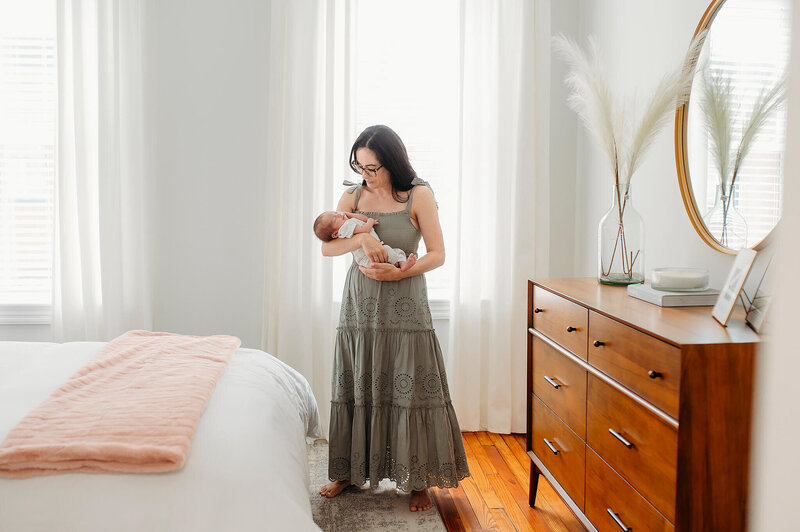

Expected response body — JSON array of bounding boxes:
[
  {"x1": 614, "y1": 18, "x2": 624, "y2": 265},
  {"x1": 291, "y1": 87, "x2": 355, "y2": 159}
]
[
  {"x1": 410, "y1": 489, "x2": 433, "y2": 512},
  {"x1": 398, "y1": 254, "x2": 417, "y2": 272},
  {"x1": 319, "y1": 480, "x2": 349, "y2": 498}
]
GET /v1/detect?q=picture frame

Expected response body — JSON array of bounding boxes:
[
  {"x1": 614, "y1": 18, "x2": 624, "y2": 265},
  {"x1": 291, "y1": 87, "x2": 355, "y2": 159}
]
[
  {"x1": 712, "y1": 248, "x2": 758, "y2": 326},
  {"x1": 741, "y1": 245, "x2": 776, "y2": 333},
  {"x1": 745, "y1": 290, "x2": 772, "y2": 333}
]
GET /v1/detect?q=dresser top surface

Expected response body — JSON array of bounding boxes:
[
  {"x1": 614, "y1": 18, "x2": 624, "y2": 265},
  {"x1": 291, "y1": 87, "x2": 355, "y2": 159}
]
[{"x1": 532, "y1": 277, "x2": 760, "y2": 346}]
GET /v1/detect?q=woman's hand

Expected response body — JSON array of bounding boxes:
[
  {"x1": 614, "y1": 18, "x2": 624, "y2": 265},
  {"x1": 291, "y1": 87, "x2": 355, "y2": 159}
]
[
  {"x1": 360, "y1": 234, "x2": 388, "y2": 264},
  {"x1": 359, "y1": 263, "x2": 405, "y2": 281}
]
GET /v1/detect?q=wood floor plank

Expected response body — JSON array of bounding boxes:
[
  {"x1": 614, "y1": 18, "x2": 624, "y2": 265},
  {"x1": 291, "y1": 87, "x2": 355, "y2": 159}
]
[
  {"x1": 485, "y1": 448, "x2": 553, "y2": 531},
  {"x1": 449, "y1": 483, "x2": 483, "y2": 531},
  {"x1": 484, "y1": 446, "x2": 524, "y2": 495},
  {"x1": 476, "y1": 431, "x2": 494, "y2": 446},
  {"x1": 460, "y1": 476, "x2": 500, "y2": 530},
  {"x1": 433, "y1": 488, "x2": 467, "y2": 532},
  {"x1": 462, "y1": 433, "x2": 504, "y2": 508},
  {"x1": 463, "y1": 432, "x2": 498, "y2": 475},
  {"x1": 488, "y1": 473, "x2": 536, "y2": 532},
  {"x1": 503, "y1": 434, "x2": 540, "y2": 490},
  {"x1": 489, "y1": 432, "x2": 530, "y2": 488},
  {"x1": 489, "y1": 509, "x2": 518, "y2": 532},
  {"x1": 502, "y1": 433, "x2": 532, "y2": 469}
]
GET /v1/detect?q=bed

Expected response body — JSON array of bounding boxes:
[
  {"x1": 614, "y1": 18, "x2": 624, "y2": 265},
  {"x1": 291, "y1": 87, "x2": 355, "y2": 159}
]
[{"x1": 0, "y1": 340, "x2": 323, "y2": 532}]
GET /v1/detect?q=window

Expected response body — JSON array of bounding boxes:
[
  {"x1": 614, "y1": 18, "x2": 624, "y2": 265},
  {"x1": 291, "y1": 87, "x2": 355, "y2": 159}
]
[
  {"x1": 0, "y1": 0, "x2": 56, "y2": 321},
  {"x1": 332, "y1": 0, "x2": 459, "y2": 305}
]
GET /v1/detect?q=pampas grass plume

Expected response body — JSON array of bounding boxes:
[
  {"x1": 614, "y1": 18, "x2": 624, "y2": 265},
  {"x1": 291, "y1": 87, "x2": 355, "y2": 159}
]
[
  {"x1": 553, "y1": 31, "x2": 707, "y2": 189},
  {"x1": 700, "y1": 68, "x2": 734, "y2": 188},
  {"x1": 701, "y1": 67, "x2": 787, "y2": 194},
  {"x1": 552, "y1": 35, "x2": 622, "y2": 180}
]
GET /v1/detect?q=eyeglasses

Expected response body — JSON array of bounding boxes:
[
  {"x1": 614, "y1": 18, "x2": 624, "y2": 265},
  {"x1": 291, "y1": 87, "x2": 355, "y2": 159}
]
[{"x1": 354, "y1": 163, "x2": 383, "y2": 177}]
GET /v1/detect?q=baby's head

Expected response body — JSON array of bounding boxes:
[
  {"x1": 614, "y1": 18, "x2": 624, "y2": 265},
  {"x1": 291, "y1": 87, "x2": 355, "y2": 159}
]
[{"x1": 313, "y1": 211, "x2": 347, "y2": 242}]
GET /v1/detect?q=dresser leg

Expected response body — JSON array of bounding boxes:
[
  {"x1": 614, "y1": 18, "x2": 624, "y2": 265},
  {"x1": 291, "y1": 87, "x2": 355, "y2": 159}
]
[{"x1": 529, "y1": 460, "x2": 540, "y2": 507}]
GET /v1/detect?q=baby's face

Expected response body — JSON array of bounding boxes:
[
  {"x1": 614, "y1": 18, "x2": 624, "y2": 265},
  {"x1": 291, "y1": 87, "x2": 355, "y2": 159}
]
[{"x1": 326, "y1": 211, "x2": 349, "y2": 231}]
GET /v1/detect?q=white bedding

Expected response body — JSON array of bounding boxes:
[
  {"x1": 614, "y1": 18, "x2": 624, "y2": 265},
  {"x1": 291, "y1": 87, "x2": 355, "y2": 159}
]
[{"x1": 0, "y1": 341, "x2": 322, "y2": 532}]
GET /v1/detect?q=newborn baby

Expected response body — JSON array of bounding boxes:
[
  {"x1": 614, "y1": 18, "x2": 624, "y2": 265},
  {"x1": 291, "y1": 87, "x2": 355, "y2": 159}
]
[{"x1": 314, "y1": 211, "x2": 417, "y2": 271}]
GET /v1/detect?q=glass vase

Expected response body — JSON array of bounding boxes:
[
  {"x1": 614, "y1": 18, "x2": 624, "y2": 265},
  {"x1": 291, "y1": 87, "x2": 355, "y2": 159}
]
[
  {"x1": 703, "y1": 184, "x2": 748, "y2": 249},
  {"x1": 598, "y1": 184, "x2": 644, "y2": 285}
]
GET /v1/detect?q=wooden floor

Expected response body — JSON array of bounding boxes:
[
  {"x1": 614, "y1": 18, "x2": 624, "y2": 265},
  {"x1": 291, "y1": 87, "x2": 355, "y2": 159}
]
[{"x1": 429, "y1": 432, "x2": 585, "y2": 532}]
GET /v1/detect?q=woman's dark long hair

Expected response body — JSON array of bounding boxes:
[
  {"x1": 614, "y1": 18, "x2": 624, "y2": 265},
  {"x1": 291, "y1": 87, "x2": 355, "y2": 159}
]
[{"x1": 349, "y1": 125, "x2": 418, "y2": 203}]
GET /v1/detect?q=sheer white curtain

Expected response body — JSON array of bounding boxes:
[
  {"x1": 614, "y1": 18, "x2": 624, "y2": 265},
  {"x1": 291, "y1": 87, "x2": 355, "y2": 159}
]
[
  {"x1": 262, "y1": 0, "x2": 343, "y2": 437},
  {"x1": 54, "y1": 0, "x2": 151, "y2": 341},
  {"x1": 261, "y1": 0, "x2": 539, "y2": 435},
  {"x1": 448, "y1": 0, "x2": 538, "y2": 433}
]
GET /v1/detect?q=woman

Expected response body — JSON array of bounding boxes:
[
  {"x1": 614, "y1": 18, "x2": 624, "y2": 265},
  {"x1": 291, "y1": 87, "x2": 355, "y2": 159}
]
[{"x1": 318, "y1": 125, "x2": 469, "y2": 512}]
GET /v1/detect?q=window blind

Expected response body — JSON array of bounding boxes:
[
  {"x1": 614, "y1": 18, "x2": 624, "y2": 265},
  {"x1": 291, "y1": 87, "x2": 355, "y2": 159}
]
[
  {"x1": 0, "y1": 3, "x2": 56, "y2": 313},
  {"x1": 705, "y1": 0, "x2": 791, "y2": 246}
]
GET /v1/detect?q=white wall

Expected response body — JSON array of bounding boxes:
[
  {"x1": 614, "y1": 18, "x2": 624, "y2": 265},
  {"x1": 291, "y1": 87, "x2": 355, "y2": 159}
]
[
  {"x1": 145, "y1": 0, "x2": 269, "y2": 348},
  {"x1": 748, "y1": 1, "x2": 800, "y2": 527},
  {"x1": 537, "y1": 0, "x2": 581, "y2": 277},
  {"x1": 566, "y1": 0, "x2": 734, "y2": 285}
]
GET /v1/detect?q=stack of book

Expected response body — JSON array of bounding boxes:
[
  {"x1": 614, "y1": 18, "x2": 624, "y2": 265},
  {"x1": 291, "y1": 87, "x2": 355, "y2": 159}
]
[{"x1": 627, "y1": 283, "x2": 719, "y2": 307}]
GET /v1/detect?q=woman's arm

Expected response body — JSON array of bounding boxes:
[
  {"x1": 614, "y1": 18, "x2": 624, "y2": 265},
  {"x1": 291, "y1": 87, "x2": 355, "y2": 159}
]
[
  {"x1": 359, "y1": 185, "x2": 444, "y2": 280},
  {"x1": 321, "y1": 232, "x2": 369, "y2": 256}
]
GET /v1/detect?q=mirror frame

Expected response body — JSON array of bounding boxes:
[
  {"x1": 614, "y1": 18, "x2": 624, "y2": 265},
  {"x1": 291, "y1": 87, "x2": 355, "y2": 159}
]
[{"x1": 674, "y1": 0, "x2": 777, "y2": 254}]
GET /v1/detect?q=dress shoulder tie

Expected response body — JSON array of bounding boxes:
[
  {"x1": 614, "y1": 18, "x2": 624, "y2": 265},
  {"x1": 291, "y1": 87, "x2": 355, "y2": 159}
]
[
  {"x1": 406, "y1": 177, "x2": 437, "y2": 210},
  {"x1": 343, "y1": 179, "x2": 363, "y2": 210}
]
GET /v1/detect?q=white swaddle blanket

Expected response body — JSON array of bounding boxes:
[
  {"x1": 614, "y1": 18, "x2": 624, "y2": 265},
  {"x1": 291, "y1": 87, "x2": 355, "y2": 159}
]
[{"x1": 337, "y1": 217, "x2": 407, "y2": 266}]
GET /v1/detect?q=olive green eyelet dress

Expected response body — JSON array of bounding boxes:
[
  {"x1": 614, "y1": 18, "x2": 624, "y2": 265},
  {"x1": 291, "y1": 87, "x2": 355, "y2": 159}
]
[{"x1": 328, "y1": 181, "x2": 470, "y2": 492}]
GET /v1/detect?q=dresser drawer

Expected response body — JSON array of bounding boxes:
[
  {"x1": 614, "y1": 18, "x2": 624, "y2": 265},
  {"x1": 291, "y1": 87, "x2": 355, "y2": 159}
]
[
  {"x1": 587, "y1": 375, "x2": 677, "y2": 522},
  {"x1": 588, "y1": 311, "x2": 681, "y2": 419},
  {"x1": 532, "y1": 335, "x2": 587, "y2": 439},
  {"x1": 532, "y1": 394, "x2": 586, "y2": 510},
  {"x1": 586, "y1": 448, "x2": 674, "y2": 532},
  {"x1": 532, "y1": 286, "x2": 588, "y2": 360}
]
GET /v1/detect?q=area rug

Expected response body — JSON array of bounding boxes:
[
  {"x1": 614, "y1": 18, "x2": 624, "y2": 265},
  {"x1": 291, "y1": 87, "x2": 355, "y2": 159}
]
[{"x1": 307, "y1": 440, "x2": 447, "y2": 532}]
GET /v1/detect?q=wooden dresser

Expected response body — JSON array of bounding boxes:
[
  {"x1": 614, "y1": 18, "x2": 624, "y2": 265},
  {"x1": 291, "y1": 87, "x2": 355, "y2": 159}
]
[{"x1": 526, "y1": 278, "x2": 759, "y2": 531}]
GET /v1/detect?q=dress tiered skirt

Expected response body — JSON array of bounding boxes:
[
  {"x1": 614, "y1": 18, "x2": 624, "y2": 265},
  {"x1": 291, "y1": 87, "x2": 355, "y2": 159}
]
[{"x1": 328, "y1": 263, "x2": 470, "y2": 491}]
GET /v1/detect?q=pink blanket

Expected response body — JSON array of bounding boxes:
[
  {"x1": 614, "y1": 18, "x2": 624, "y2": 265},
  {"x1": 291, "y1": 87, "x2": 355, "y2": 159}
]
[{"x1": 0, "y1": 330, "x2": 240, "y2": 478}]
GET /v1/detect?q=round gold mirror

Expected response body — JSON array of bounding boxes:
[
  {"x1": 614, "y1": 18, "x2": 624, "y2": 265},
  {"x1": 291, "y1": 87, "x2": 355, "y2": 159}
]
[{"x1": 675, "y1": 0, "x2": 791, "y2": 253}]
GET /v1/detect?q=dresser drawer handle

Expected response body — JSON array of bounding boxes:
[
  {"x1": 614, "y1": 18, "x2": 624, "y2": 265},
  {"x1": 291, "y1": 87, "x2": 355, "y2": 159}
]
[
  {"x1": 543, "y1": 438, "x2": 560, "y2": 455},
  {"x1": 543, "y1": 375, "x2": 561, "y2": 389},
  {"x1": 608, "y1": 428, "x2": 634, "y2": 448},
  {"x1": 593, "y1": 340, "x2": 605, "y2": 347},
  {"x1": 534, "y1": 307, "x2": 543, "y2": 313},
  {"x1": 566, "y1": 326, "x2": 577, "y2": 332},
  {"x1": 648, "y1": 370, "x2": 663, "y2": 379},
  {"x1": 606, "y1": 508, "x2": 632, "y2": 531}
]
